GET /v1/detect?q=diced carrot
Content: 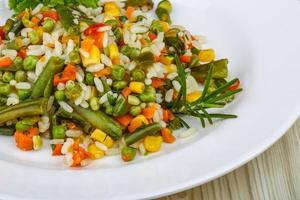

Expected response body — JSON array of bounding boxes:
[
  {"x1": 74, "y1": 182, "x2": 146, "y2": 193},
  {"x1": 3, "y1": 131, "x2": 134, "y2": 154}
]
[
  {"x1": 47, "y1": 43, "x2": 55, "y2": 48},
  {"x1": 162, "y1": 109, "x2": 175, "y2": 122},
  {"x1": 81, "y1": 37, "x2": 95, "y2": 52},
  {"x1": 151, "y1": 78, "x2": 165, "y2": 88},
  {"x1": 31, "y1": 16, "x2": 40, "y2": 25},
  {"x1": 93, "y1": 32, "x2": 104, "y2": 49},
  {"x1": 115, "y1": 114, "x2": 133, "y2": 127},
  {"x1": 17, "y1": 49, "x2": 27, "y2": 59},
  {"x1": 0, "y1": 26, "x2": 5, "y2": 40},
  {"x1": 16, "y1": 11, "x2": 25, "y2": 19},
  {"x1": 228, "y1": 79, "x2": 240, "y2": 91},
  {"x1": 71, "y1": 145, "x2": 90, "y2": 167},
  {"x1": 140, "y1": 38, "x2": 148, "y2": 47},
  {"x1": 42, "y1": 11, "x2": 59, "y2": 21},
  {"x1": 128, "y1": 115, "x2": 149, "y2": 133},
  {"x1": 32, "y1": 25, "x2": 39, "y2": 30},
  {"x1": 15, "y1": 131, "x2": 33, "y2": 151},
  {"x1": 53, "y1": 73, "x2": 62, "y2": 86},
  {"x1": 188, "y1": 43, "x2": 193, "y2": 49},
  {"x1": 161, "y1": 128, "x2": 176, "y2": 143},
  {"x1": 148, "y1": 32, "x2": 157, "y2": 41},
  {"x1": 52, "y1": 144, "x2": 63, "y2": 156},
  {"x1": 154, "y1": 56, "x2": 161, "y2": 62},
  {"x1": 0, "y1": 56, "x2": 13, "y2": 68},
  {"x1": 67, "y1": 121, "x2": 77, "y2": 129},
  {"x1": 93, "y1": 67, "x2": 112, "y2": 77},
  {"x1": 179, "y1": 55, "x2": 191, "y2": 63},
  {"x1": 125, "y1": 6, "x2": 135, "y2": 19},
  {"x1": 161, "y1": 47, "x2": 167, "y2": 54},
  {"x1": 122, "y1": 87, "x2": 132, "y2": 99},
  {"x1": 142, "y1": 104, "x2": 156, "y2": 120},
  {"x1": 53, "y1": 64, "x2": 76, "y2": 86},
  {"x1": 27, "y1": 127, "x2": 39, "y2": 137}
]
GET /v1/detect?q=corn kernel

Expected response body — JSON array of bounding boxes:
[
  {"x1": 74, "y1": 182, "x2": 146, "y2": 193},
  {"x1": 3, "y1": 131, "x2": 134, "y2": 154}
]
[
  {"x1": 88, "y1": 144, "x2": 105, "y2": 160},
  {"x1": 199, "y1": 49, "x2": 215, "y2": 63},
  {"x1": 108, "y1": 43, "x2": 120, "y2": 64},
  {"x1": 159, "y1": 21, "x2": 170, "y2": 32},
  {"x1": 129, "y1": 82, "x2": 145, "y2": 94},
  {"x1": 187, "y1": 91, "x2": 202, "y2": 103},
  {"x1": 132, "y1": 115, "x2": 149, "y2": 126},
  {"x1": 143, "y1": 136, "x2": 163, "y2": 153},
  {"x1": 91, "y1": 129, "x2": 114, "y2": 148},
  {"x1": 164, "y1": 64, "x2": 177, "y2": 73},
  {"x1": 81, "y1": 45, "x2": 101, "y2": 67},
  {"x1": 104, "y1": 2, "x2": 121, "y2": 17},
  {"x1": 123, "y1": 23, "x2": 132, "y2": 30},
  {"x1": 161, "y1": 56, "x2": 173, "y2": 65},
  {"x1": 33, "y1": 135, "x2": 43, "y2": 150}
]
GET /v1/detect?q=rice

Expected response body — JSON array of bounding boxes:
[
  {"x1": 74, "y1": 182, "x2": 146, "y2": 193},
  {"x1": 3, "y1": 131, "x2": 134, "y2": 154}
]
[
  {"x1": 1, "y1": 50, "x2": 17, "y2": 60},
  {"x1": 139, "y1": 143, "x2": 146, "y2": 155},
  {"x1": 80, "y1": 159, "x2": 92, "y2": 167},
  {"x1": 82, "y1": 136, "x2": 92, "y2": 148},
  {"x1": 105, "y1": 148, "x2": 120, "y2": 156},
  {"x1": 84, "y1": 86, "x2": 91, "y2": 100},
  {"x1": 27, "y1": 48, "x2": 45, "y2": 56},
  {"x1": 94, "y1": 77, "x2": 104, "y2": 93},
  {"x1": 86, "y1": 63, "x2": 104, "y2": 72},
  {"x1": 27, "y1": 71, "x2": 37, "y2": 83},
  {"x1": 172, "y1": 80, "x2": 181, "y2": 92},
  {"x1": 8, "y1": 32, "x2": 15, "y2": 41},
  {"x1": 66, "y1": 39, "x2": 75, "y2": 55},
  {"x1": 58, "y1": 101, "x2": 73, "y2": 113},
  {"x1": 145, "y1": 78, "x2": 152, "y2": 85},
  {"x1": 79, "y1": 49, "x2": 89, "y2": 58},
  {"x1": 22, "y1": 38, "x2": 31, "y2": 46},
  {"x1": 66, "y1": 129, "x2": 83, "y2": 138},
  {"x1": 103, "y1": 31, "x2": 109, "y2": 48},
  {"x1": 49, "y1": 139, "x2": 65, "y2": 145},
  {"x1": 9, "y1": 80, "x2": 17, "y2": 86},
  {"x1": 61, "y1": 138, "x2": 74, "y2": 154},
  {"x1": 140, "y1": 103, "x2": 146, "y2": 109},
  {"x1": 38, "y1": 115, "x2": 50, "y2": 133},
  {"x1": 47, "y1": 96, "x2": 55, "y2": 111},
  {"x1": 100, "y1": 54, "x2": 112, "y2": 66},
  {"x1": 35, "y1": 59, "x2": 47, "y2": 76},
  {"x1": 167, "y1": 72, "x2": 178, "y2": 80},
  {"x1": 99, "y1": 93, "x2": 108, "y2": 104},
  {"x1": 21, "y1": 28, "x2": 33, "y2": 37},
  {"x1": 165, "y1": 89, "x2": 174, "y2": 103},
  {"x1": 179, "y1": 127, "x2": 196, "y2": 138},
  {"x1": 95, "y1": 141, "x2": 108, "y2": 151},
  {"x1": 123, "y1": 30, "x2": 130, "y2": 44},
  {"x1": 106, "y1": 78, "x2": 112, "y2": 86},
  {"x1": 31, "y1": 3, "x2": 43, "y2": 15},
  {"x1": 160, "y1": 120, "x2": 167, "y2": 128},
  {"x1": 57, "y1": 83, "x2": 66, "y2": 91},
  {"x1": 80, "y1": 100, "x2": 89, "y2": 108},
  {"x1": 15, "y1": 82, "x2": 31, "y2": 90},
  {"x1": 155, "y1": 93, "x2": 163, "y2": 104},
  {"x1": 54, "y1": 40, "x2": 62, "y2": 56},
  {"x1": 153, "y1": 110, "x2": 160, "y2": 123},
  {"x1": 97, "y1": 26, "x2": 111, "y2": 32},
  {"x1": 64, "y1": 152, "x2": 73, "y2": 166}
]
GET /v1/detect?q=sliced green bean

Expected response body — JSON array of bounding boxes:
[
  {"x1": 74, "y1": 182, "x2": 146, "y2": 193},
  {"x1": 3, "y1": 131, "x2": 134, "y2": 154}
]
[{"x1": 125, "y1": 123, "x2": 161, "y2": 145}]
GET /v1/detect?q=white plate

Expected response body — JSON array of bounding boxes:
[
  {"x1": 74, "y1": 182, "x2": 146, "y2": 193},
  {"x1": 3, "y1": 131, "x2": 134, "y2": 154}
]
[{"x1": 0, "y1": 0, "x2": 300, "y2": 199}]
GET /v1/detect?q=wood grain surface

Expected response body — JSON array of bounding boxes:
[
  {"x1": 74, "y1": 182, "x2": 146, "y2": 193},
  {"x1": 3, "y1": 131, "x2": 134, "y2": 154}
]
[{"x1": 159, "y1": 118, "x2": 300, "y2": 200}]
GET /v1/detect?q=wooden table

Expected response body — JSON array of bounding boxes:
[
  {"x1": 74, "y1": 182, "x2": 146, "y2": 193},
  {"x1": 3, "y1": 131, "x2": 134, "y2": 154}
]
[{"x1": 159, "y1": 119, "x2": 300, "y2": 200}]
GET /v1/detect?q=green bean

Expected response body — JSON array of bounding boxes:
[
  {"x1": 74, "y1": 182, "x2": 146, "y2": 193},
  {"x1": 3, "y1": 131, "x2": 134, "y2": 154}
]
[
  {"x1": 31, "y1": 57, "x2": 64, "y2": 99},
  {"x1": 139, "y1": 85, "x2": 156, "y2": 102},
  {"x1": 0, "y1": 83, "x2": 11, "y2": 96},
  {"x1": 69, "y1": 102, "x2": 123, "y2": 139},
  {"x1": 0, "y1": 98, "x2": 48, "y2": 124},
  {"x1": 112, "y1": 65, "x2": 125, "y2": 81},
  {"x1": 17, "y1": 89, "x2": 31, "y2": 101},
  {"x1": 155, "y1": 0, "x2": 172, "y2": 22},
  {"x1": 3, "y1": 19, "x2": 14, "y2": 34},
  {"x1": 89, "y1": 97, "x2": 100, "y2": 111},
  {"x1": 150, "y1": 20, "x2": 164, "y2": 34},
  {"x1": 28, "y1": 30, "x2": 40, "y2": 45},
  {"x1": 130, "y1": 106, "x2": 141, "y2": 116},
  {"x1": 113, "y1": 95, "x2": 129, "y2": 117},
  {"x1": 44, "y1": 78, "x2": 53, "y2": 98},
  {"x1": 131, "y1": 68, "x2": 145, "y2": 81},
  {"x1": 85, "y1": 72, "x2": 94, "y2": 85},
  {"x1": 113, "y1": 80, "x2": 128, "y2": 90},
  {"x1": 121, "y1": 146, "x2": 136, "y2": 161},
  {"x1": 125, "y1": 123, "x2": 161, "y2": 145},
  {"x1": 168, "y1": 117, "x2": 183, "y2": 130},
  {"x1": 135, "y1": 51, "x2": 154, "y2": 68},
  {"x1": 68, "y1": 50, "x2": 81, "y2": 64},
  {"x1": 0, "y1": 96, "x2": 7, "y2": 106},
  {"x1": 52, "y1": 125, "x2": 66, "y2": 139},
  {"x1": 119, "y1": 16, "x2": 128, "y2": 24},
  {"x1": 0, "y1": 126, "x2": 15, "y2": 136},
  {"x1": 15, "y1": 70, "x2": 27, "y2": 82},
  {"x1": 10, "y1": 20, "x2": 24, "y2": 35},
  {"x1": 191, "y1": 59, "x2": 228, "y2": 79},
  {"x1": 7, "y1": 39, "x2": 21, "y2": 50},
  {"x1": 55, "y1": 90, "x2": 66, "y2": 101},
  {"x1": 2, "y1": 72, "x2": 14, "y2": 83},
  {"x1": 56, "y1": 6, "x2": 79, "y2": 35},
  {"x1": 15, "y1": 117, "x2": 39, "y2": 131},
  {"x1": 56, "y1": 107, "x2": 93, "y2": 134},
  {"x1": 23, "y1": 56, "x2": 38, "y2": 71},
  {"x1": 42, "y1": 18, "x2": 55, "y2": 33},
  {"x1": 105, "y1": 104, "x2": 114, "y2": 115}
]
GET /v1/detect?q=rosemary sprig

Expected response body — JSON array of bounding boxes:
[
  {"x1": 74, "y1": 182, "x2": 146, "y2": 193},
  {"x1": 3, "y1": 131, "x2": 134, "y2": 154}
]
[{"x1": 171, "y1": 54, "x2": 242, "y2": 128}]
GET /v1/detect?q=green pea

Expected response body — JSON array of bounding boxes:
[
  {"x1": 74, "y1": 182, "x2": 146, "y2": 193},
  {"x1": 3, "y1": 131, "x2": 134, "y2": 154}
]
[
  {"x1": 68, "y1": 50, "x2": 81, "y2": 64},
  {"x1": 131, "y1": 68, "x2": 145, "y2": 81},
  {"x1": 17, "y1": 89, "x2": 31, "y2": 100},
  {"x1": 28, "y1": 30, "x2": 40, "y2": 45},
  {"x1": 121, "y1": 146, "x2": 136, "y2": 162},
  {"x1": 42, "y1": 18, "x2": 55, "y2": 32},
  {"x1": 15, "y1": 70, "x2": 27, "y2": 82},
  {"x1": 52, "y1": 125, "x2": 66, "y2": 139},
  {"x1": 0, "y1": 83, "x2": 11, "y2": 96},
  {"x1": 130, "y1": 48, "x2": 140, "y2": 59},
  {"x1": 85, "y1": 72, "x2": 95, "y2": 85},
  {"x1": 112, "y1": 65, "x2": 125, "y2": 81},
  {"x1": 54, "y1": 90, "x2": 66, "y2": 101},
  {"x1": 16, "y1": 121, "x2": 31, "y2": 131},
  {"x1": 2, "y1": 72, "x2": 14, "y2": 83},
  {"x1": 23, "y1": 55, "x2": 38, "y2": 71},
  {"x1": 139, "y1": 86, "x2": 156, "y2": 102},
  {"x1": 120, "y1": 45, "x2": 132, "y2": 57},
  {"x1": 89, "y1": 97, "x2": 100, "y2": 111},
  {"x1": 130, "y1": 106, "x2": 142, "y2": 116},
  {"x1": 105, "y1": 104, "x2": 114, "y2": 115},
  {"x1": 127, "y1": 95, "x2": 140, "y2": 106},
  {"x1": 66, "y1": 80, "x2": 75, "y2": 90},
  {"x1": 0, "y1": 96, "x2": 7, "y2": 105},
  {"x1": 13, "y1": 57, "x2": 23, "y2": 70},
  {"x1": 113, "y1": 80, "x2": 127, "y2": 90}
]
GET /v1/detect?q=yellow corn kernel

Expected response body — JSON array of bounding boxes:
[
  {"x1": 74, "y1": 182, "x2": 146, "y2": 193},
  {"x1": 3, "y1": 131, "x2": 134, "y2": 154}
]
[
  {"x1": 123, "y1": 23, "x2": 132, "y2": 30},
  {"x1": 129, "y1": 82, "x2": 145, "y2": 94},
  {"x1": 132, "y1": 115, "x2": 149, "y2": 126},
  {"x1": 159, "y1": 21, "x2": 169, "y2": 32},
  {"x1": 187, "y1": 91, "x2": 202, "y2": 103},
  {"x1": 91, "y1": 129, "x2": 114, "y2": 148},
  {"x1": 164, "y1": 64, "x2": 177, "y2": 73},
  {"x1": 81, "y1": 45, "x2": 100, "y2": 67},
  {"x1": 88, "y1": 144, "x2": 105, "y2": 160},
  {"x1": 199, "y1": 49, "x2": 215, "y2": 63},
  {"x1": 160, "y1": 56, "x2": 173, "y2": 65},
  {"x1": 108, "y1": 43, "x2": 120, "y2": 64},
  {"x1": 104, "y1": 2, "x2": 121, "y2": 17},
  {"x1": 143, "y1": 136, "x2": 163, "y2": 153},
  {"x1": 103, "y1": 15, "x2": 115, "y2": 22}
]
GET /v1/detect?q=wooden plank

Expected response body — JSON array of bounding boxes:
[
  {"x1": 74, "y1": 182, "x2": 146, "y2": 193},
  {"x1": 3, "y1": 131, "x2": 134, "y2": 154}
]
[{"x1": 160, "y1": 119, "x2": 300, "y2": 200}]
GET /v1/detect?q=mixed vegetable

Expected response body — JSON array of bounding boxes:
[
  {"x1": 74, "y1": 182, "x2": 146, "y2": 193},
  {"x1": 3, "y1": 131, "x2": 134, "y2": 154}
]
[{"x1": 0, "y1": 0, "x2": 242, "y2": 167}]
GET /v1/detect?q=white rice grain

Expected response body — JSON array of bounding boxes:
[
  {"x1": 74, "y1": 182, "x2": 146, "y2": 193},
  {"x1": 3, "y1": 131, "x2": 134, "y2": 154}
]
[
  {"x1": 165, "y1": 89, "x2": 174, "y2": 103},
  {"x1": 27, "y1": 71, "x2": 37, "y2": 83},
  {"x1": 47, "y1": 96, "x2": 55, "y2": 111},
  {"x1": 66, "y1": 39, "x2": 75, "y2": 55},
  {"x1": 58, "y1": 101, "x2": 73, "y2": 113},
  {"x1": 100, "y1": 54, "x2": 112, "y2": 66},
  {"x1": 27, "y1": 48, "x2": 45, "y2": 56},
  {"x1": 98, "y1": 26, "x2": 111, "y2": 32},
  {"x1": 54, "y1": 40, "x2": 62, "y2": 56},
  {"x1": 105, "y1": 148, "x2": 120, "y2": 156},
  {"x1": 103, "y1": 31, "x2": 109, "y2": 48},
  {"x1": 79, "y1": 49, "x2": 89, "y2": 58},
  {"x1": 57, "y1": 83, "x2": 66, "y2": 91},
  {"x1": 86, "y1": 63, "x2": 104, "y2": 72},
  {"x1": 21, "y1": 28, "x2": 33, "y2": 37},
  {"x1": 64, "y1": 152, "x2": 73, "y2": 166},
  {"x1": 95, "y1": 141, "x2": 108, "y2": 151},
  {"x1": 32, "y1": 3, "x2": 43, "y2": 15},
  {"x1": 172, "y1": 80, "x2": 181, "y2": 92},
  {"x1": 94, "y1": 77, "x2": 104, "y2": 93},
  {"x1": 80, "y1": 159, "x2": 92, "y2": 167},
  {"x1": 84, "y1": 86, "x2": 91, "y2": 100},
  {"x1": 99, "y1": 93, "x2": 108, "y2": 104},
  {"x1": 167, "y1": 72, "x2": 178, "y2": 80},
  {"x1": 145, "y1": 78, "x2": 152, "y2": 85},
  {"x1": 106, "y1": 78, "x2": 112, "y2": 86},
  {"x1": 15, "y1": 82, "x2": 31, "y2": 90},
  {"x1": 179, "y1": 128, "x2": 196, "y2": 138},
  {"x1": 80, "y1": 100, "x2": 89, "y2": 108},
  {"x1": 1, "y1": 50, "x2": 17, "y2": 60},
  {"x1": 8, "y1": 32, "x2": 15, "y2": 41},
  {"x1": 139, "y1": 143, "x2": 146, "y2": 156},
  {"x1": 22, "y1": 38, "x2": 31, "y2": 46},
  {"x1": 61, "y1": 138, "x2": 74, "y2": 154},
  {"x1": 9, "y1": 80, "x2": 17, "y2": 86},
  {"x1": 49, "y1": 139, "x2": 65, "y2": 145},
  {"x1": 153, "y1": 110, "x2": 160, "y2": 123},
  {"x1": 66, "y1": 129, "x2": 83, "y2": 138}
]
